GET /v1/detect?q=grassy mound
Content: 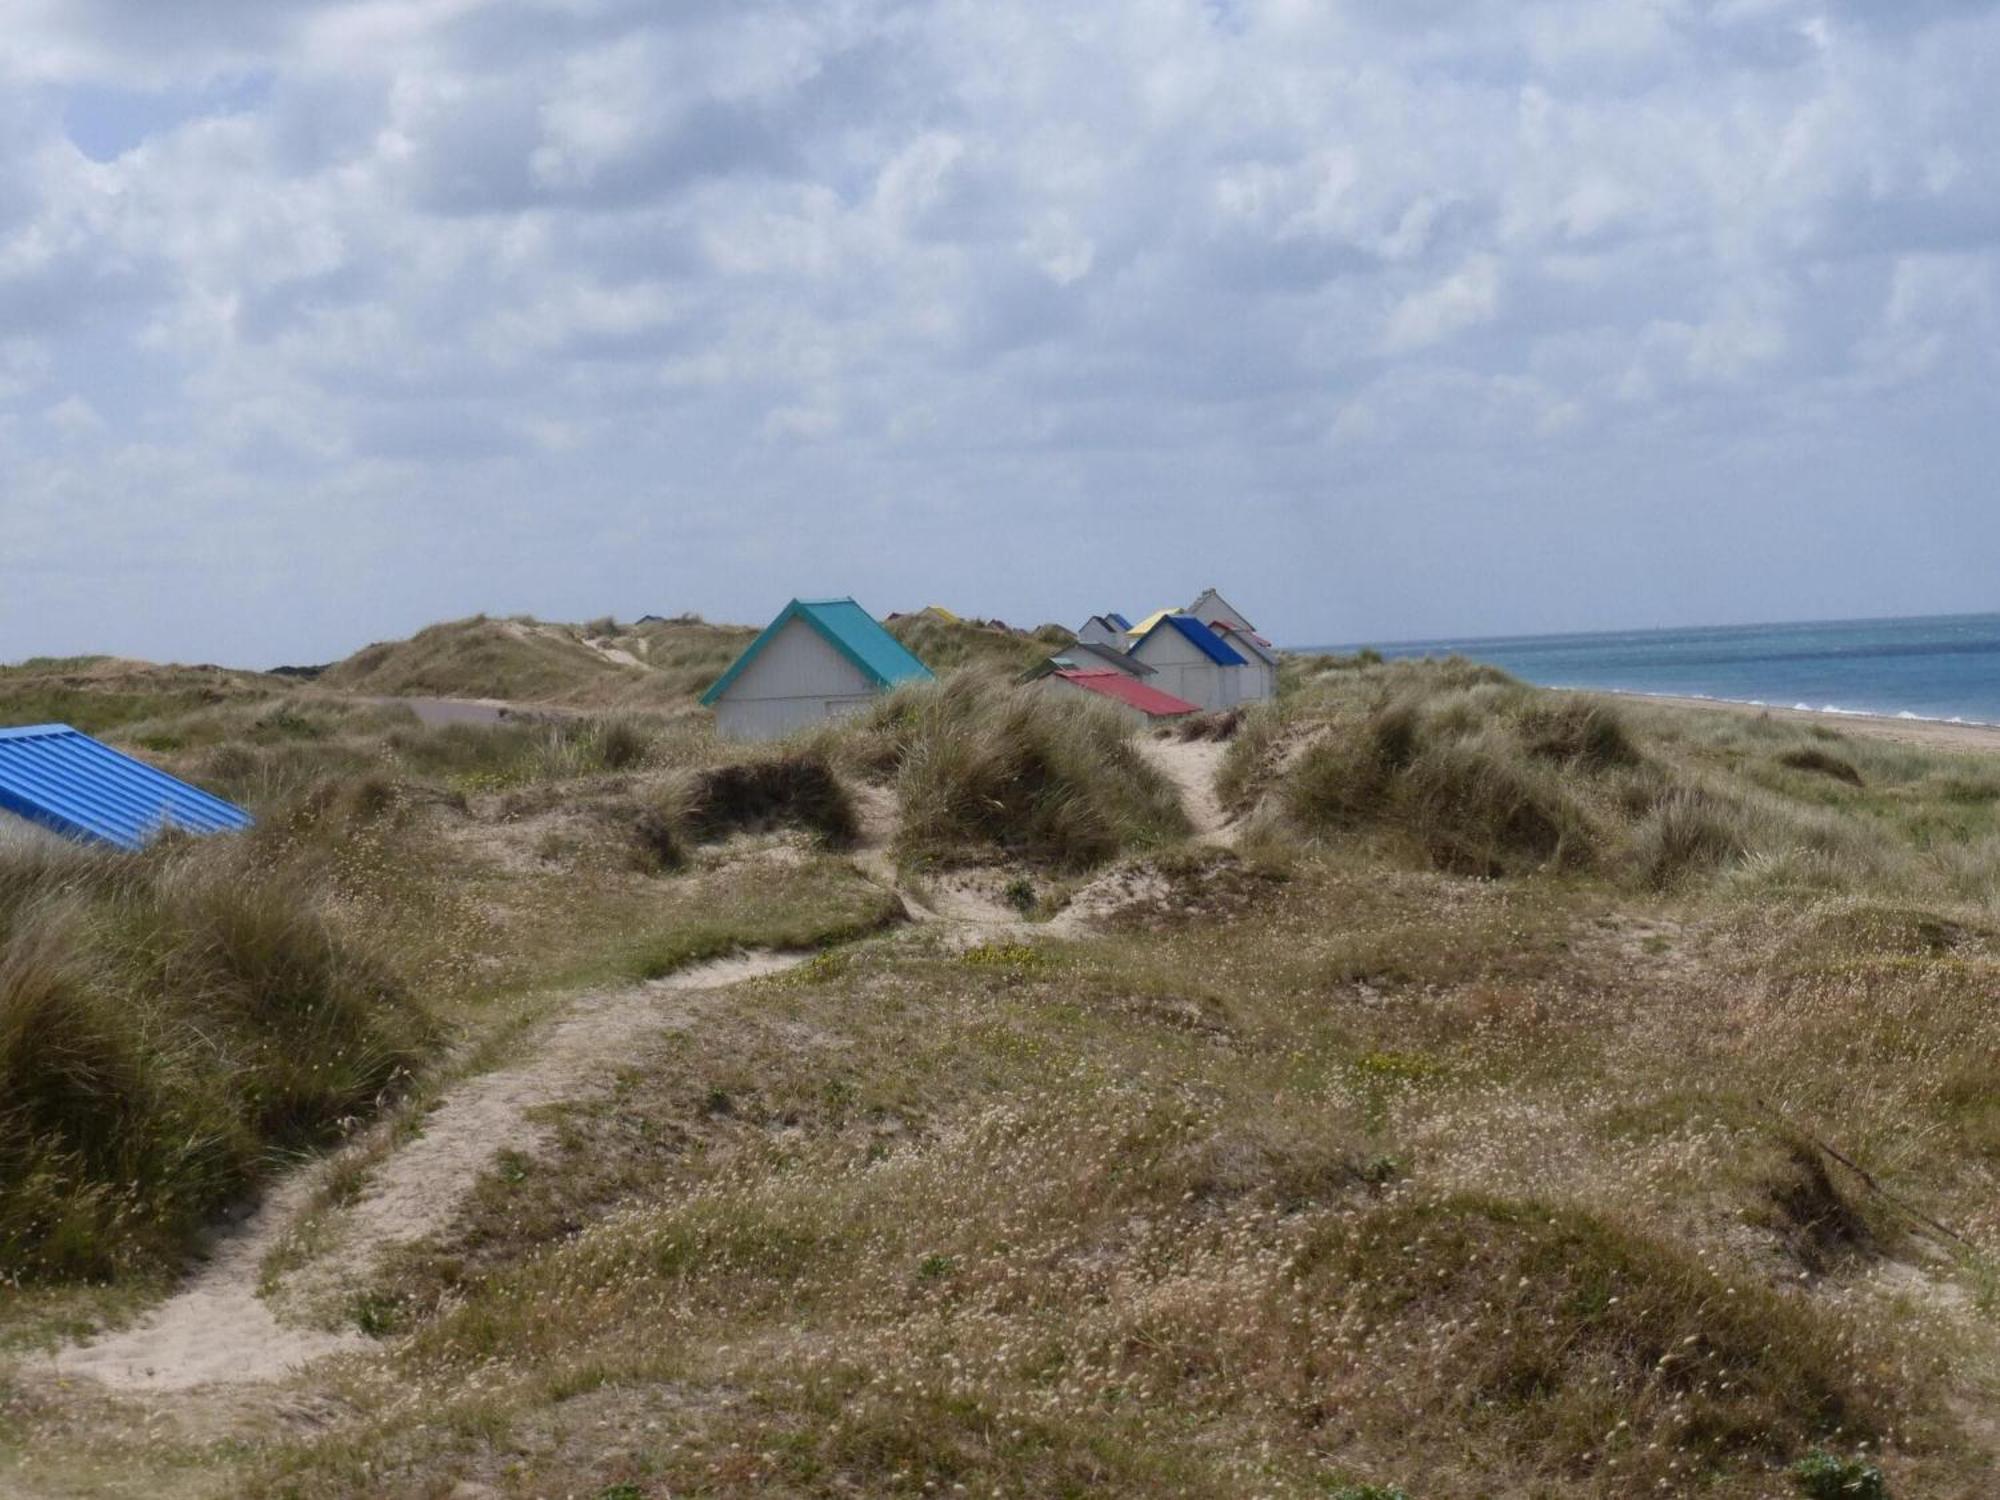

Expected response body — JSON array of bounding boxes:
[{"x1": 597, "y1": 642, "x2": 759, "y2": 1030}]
[
  {"x1": 320, "y1": 614, "x2": 752, "y2": 709},
  {"x1": 0, "y1": 834, "x2": 431, "y2": 1281},
  {"x1": 860, "y1": 671, "x2": 1189, "y2": 868},
  {"x1": 1297, "y1": 1194, "x2": 1902, "y2": 1481},
  {"x1": 1267, "y1": 686, "x2": 1612, "y2": 877},
  {"x1": 1227, "y1": 660, "x2": 1988, "y2": 896},
  {"x1": 0, "y1": 656, "x2": 282, "y2": 735}
]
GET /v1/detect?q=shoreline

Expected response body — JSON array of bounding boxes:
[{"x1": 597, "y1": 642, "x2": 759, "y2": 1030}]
[{"x1": 1596, "y1": 689, "x2": 2000, "y2": 753}]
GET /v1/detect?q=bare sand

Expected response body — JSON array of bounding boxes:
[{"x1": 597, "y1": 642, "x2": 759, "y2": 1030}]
[{"x1": 1610, "y1": 691, "x2": 2000, "y2": 754}]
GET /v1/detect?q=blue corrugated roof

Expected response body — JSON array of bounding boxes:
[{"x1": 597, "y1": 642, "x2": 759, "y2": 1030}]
[
  {"x1": 701, "y1": 598, "x2": 934, "y2": 706},
  {"x1": 1104, "y1": 612, "x2": 1131, "y2": 630},
  {"x1": 1136, "y1": 613, "x2": 1249, "y2": 667},
  {"x1": 0, "y1": 725, "x2": 253, "y2": 851}
]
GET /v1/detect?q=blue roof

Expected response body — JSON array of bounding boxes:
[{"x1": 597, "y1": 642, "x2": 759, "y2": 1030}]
[
  {"x1": 1104, "y1": 612, "x2": 1131, "y2": 630},
  {"x1": 0, "y1": 725, "x2": 253, "y2": 851},
  {"x1": 701, "y1": 598, "x2": 934, "y2": 706},
  {"x1": 1136, "y1": 613, "x2": 1249, "y2": 667}
]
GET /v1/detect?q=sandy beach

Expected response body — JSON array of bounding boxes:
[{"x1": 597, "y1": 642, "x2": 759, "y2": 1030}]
[{"x1": 1609, "y1": 691, "x2": 2000, "y2": 754}]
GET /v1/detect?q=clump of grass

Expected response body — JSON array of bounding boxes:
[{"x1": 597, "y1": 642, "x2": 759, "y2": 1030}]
[
  {"x1": 1779, "y1": 746, "x2": 1866, "y2": 787},
  {"x1": 1300, "y1": 1194, "x2": 1901, "y2": 1477},
  {"x1": 0, "y1": 836, "x2": 430, "y2": 1282},
  {"x1": 867, "y1": 671, "x2": 1190, "y2": 869},
  {"x1": 674, "y1": 753, "x2": 858, "y2": 848},
  {"x1": 1282, "y1": 698, "x2": 1597, "y2": 877},
  {"x1": 1519, "y1": 696, "x2": 1642, "y2": 769},
  {"x1": 1631, "y1": 785, "x2": 1751, "y2": 889},
  {"x1": 1174, "y1": 708, "x2": 1243, "y2": 742}
]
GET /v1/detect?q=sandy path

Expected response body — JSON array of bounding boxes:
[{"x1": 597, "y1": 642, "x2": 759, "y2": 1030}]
[
  {"x1": 1610, "y1": 691, "x2": 2000, "y2": 754},
  {"x1": 52, "y1": 951, "x2": 809, "y2": 1394},
  {"x1": 51, "y1": 1174, "x2": 364, "y2": 1392},
  {"x1": 1137, "y1": 737, "x2": 1236, "y2": 844}
]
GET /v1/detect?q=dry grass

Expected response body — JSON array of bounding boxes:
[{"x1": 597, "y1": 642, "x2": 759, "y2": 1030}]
[
  {"x1": 5, "y1": 646, "x2": 2000, "y2": 1498},
  {"x1": 319, "y1": 613, "x2": 754, "y2": 709},
  {"x1": 856, "y1": 670, "x2": 1191, "y2": 869},
  {"x1": 0, "y1": 823, "x2": 431, "y2": 1282}
]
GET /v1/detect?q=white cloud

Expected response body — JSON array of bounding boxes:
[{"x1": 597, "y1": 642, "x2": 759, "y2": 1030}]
[
  {"x1": 0, "y1": 0, "x2": 1997, "y2": 660},
  {"x1": 1381, "y1": 256, "x2": 1502, "y2": 353}
]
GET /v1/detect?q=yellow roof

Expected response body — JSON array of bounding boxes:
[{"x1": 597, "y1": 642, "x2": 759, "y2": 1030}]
[
  {"x1": 923, "y1": 604, "x2": 961, "y2": 623},
  {"x1": 1126, "y1": 608, "x2": 1180, "y2": 638}
]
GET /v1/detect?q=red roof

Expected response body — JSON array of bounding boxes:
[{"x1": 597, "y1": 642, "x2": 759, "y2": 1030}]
[{"x1": 1052, "y1": 670, "x2": 1199, "y2": 717}]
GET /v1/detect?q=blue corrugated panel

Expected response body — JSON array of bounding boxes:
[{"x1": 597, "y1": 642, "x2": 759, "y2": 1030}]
[
  {"x1": 701, "y1": 598, "x2": 934, "y2": 706},
  {"x1": 1142, "y1": 614, "x2": 1249, "y2": 667},
  {"x1": 0, "y1": 725, "x2": 253, "y2": 851}
]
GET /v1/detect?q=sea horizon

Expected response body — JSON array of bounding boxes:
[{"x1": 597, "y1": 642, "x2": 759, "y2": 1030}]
[{"x1": 1293, "y1": 609, "x2": 2000, "y2": 728}]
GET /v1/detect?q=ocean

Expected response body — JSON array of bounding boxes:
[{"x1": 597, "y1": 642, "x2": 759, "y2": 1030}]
[{"x1": 1307, "y1": 613, "x2": 2000, "y2": 727}]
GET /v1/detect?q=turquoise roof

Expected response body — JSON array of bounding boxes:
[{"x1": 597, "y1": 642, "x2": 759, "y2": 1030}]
[{"x1": 700, "y1": 598, "x2": 934, "y2": 706}]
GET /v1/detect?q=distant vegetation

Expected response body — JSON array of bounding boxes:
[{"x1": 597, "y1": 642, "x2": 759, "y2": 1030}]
[
  {"x1": 319, "y1": 613, "x2": 755, "y2": 709},
  {"x1": 884, "y1": 609, "x2": 1070, "y2": 676}
]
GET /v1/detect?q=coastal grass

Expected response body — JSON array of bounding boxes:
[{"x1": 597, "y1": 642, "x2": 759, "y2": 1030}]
[
  {"x1": 238, "y1": 855, "x2": 1975, "y2": 1498},
  {"x1": 6, "y1": 637, "x2": 2000, "y2": 1496},
  {"x1": 1225, "y1": 657, "x2": 2000, "y2": 905},
  {"x1": 855, "y1": 670, "x2": 1191, "y2": 869},
  {"x1": 0, "y1": 829, "x2": 431, "y2": 1283}
]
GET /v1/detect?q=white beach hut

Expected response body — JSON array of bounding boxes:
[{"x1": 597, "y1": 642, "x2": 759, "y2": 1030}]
[
  {"x1": 701, "y1": 598, "x2": 933, "y2": 741},
  {"x1": 1126, "y1": 614, "x2": 1252, "y2": 711}
]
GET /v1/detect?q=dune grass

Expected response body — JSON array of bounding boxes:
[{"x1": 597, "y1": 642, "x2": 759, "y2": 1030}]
[
  {"x1": 0, "y1": 828, "x2": 431, "y2": 1283},
  {"x1": 850, "y1": 670, "x2": 1190, "y2": 869},
  {"x1": 6, "y1": 637, "x2": 2000, "y2": 1497},
  {"x1": 1225, "y1": 657, "x2": 2000, "y2": 904}
]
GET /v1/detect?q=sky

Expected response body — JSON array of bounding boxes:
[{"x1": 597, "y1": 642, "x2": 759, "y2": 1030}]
[{"x1": 3, "y1": 0, "x2": 1997, "y2": 665}]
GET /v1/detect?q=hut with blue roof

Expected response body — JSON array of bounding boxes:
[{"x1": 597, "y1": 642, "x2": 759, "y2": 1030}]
[
  {"x1": 701, "y1": 598, "x2": 934, "y2": 741},
  {"x1": 0, "y1": 724, "x2": 253, "y2": 850}
]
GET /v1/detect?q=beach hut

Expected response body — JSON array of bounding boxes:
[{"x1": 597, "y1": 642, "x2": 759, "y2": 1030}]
[
  {"x1": 0, "y1": 724, "x2": 253, "y2": 850},
  {"x1": 1022, "y1": 641, "x2": 1157, "y2": 682},
  {"x1": 1042, "y1": 670, "x2": 1198, "y2": 728},
  {"x1": 1187, "y1": 587, "x2": 1257, "y2": 636},
  {"x1": 1126, "y1": 614, "x2": 1251, "y2": 711},
  {"x1": 1212, "y1": 623, "x2": 1278, "y2": 702},
  {"x1": 701, "y1": 598, "x2": 933, "y2": 741},
  {"x1": 1075, "y1": 614, "x2": 1131, "y2": 649}
]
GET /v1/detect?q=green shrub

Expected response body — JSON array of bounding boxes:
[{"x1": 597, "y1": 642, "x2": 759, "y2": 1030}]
[{"x1": 1791, "y1": 1450, "x2": 1889, "y2": 1499}]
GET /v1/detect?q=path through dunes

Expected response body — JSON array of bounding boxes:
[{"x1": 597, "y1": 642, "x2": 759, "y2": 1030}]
[{"x1": 52, "y1": 951, "x2": 813, "y2": 1395}]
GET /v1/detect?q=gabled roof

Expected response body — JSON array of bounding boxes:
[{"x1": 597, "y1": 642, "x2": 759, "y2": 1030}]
[
  {"x1": 1061, "y1": 641, "x2": 1154, "y2": 675},
  {"x1": 701, "y1": 598, "x2": 934, "y2": 706},
  {"x1": 1126, "y1": 608, "x2": 1180, "y2": 639},
  {"x1": 1104, "y1": 612, "x2": 1131, "y2": 631},
  {"x1": 1023, "y1": 642, "x2": 1157, "y2": 682},
  {"x1": 1052, "y1": 671, "x2": 1198, "y2": 718},
  {"x1": 1188, "y1": 588, "x2": 1255, "y2": 631},
  {"x1": 0, "y1": 724, "x2": 253, "y2": 851},
  {"x1": 1214, "y1": 622, "x2": 1279, "y2": 666},
  {"x1": 1132, "y1": 612, "x2": 1249, "y2": 667}
]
